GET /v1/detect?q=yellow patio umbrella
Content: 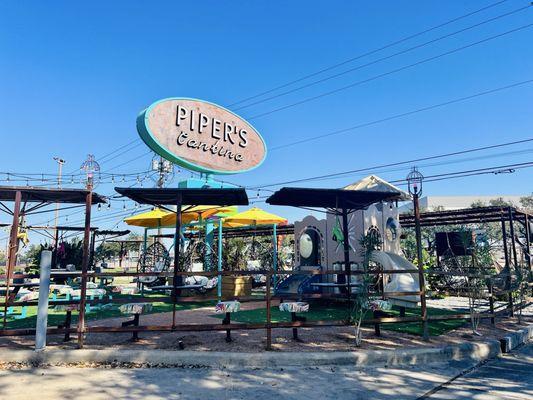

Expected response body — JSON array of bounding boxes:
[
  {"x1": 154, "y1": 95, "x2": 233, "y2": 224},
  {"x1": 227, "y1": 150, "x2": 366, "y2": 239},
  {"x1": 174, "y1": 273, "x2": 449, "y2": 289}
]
[
  {"x1": 223, "y1": 207, "x2": 287, "y2": 228},
  {"x1": 123, "y1": 208, "x2": 171, "y2": 228},
  {"x1": 161, "y1": 205, "x2": 238, "y2": 226}
]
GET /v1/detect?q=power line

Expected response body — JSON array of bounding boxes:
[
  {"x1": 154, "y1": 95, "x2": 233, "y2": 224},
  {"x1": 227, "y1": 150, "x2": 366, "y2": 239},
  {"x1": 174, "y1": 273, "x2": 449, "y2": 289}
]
[
  {"x1": 390, "y1": 161, "x2": 533, "y2": 184},
  {"x1": 234, "y1": 4, "x2": 530, "y2": 111},
  {"x1": 269, "y1": 78, "x2": 533, "y2": 151},
  {"x1": 103, "y1": 150, "x2": 154, "y2": 173},
  {"x1": 249, "y1": 23, "x2": 533, "y2": 120},
  {"x1": 253, "y1": 137, "x2": 533, "y2": 188},
  {"x1": 227, "y1": 0, "x2": 511, "y2": 108}
]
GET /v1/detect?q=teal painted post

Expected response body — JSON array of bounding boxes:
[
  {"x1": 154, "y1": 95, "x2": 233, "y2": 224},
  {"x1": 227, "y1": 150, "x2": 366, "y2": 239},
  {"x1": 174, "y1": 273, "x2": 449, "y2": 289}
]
[
  {"x1": 140, "y1": 228, "x2": 149, "y2": 294},
  {"x1": 205, "y1": 221, "x2": 214, "y2": 270},
  {"x1": 273, "y1": 224, "x2": 278, "y2": 292},
  {"x1": 143, "y1": 228, "x2": 148, "y2": 253},
  {"x1": 218, "y1": 221, "x2": 223, "y2": 299}
]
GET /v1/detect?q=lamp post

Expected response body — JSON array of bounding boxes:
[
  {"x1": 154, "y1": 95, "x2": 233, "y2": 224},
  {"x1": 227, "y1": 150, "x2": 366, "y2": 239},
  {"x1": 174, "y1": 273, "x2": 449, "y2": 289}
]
[
  {"x1": 77, "y1": 154, "x2": 100, "y2": 348},
  {"x1": 407, "y1": 166, "x2": 429, "y2": 340},
  {"x1": 53, "y1": 157, "x2": 66, "y2": 248}
]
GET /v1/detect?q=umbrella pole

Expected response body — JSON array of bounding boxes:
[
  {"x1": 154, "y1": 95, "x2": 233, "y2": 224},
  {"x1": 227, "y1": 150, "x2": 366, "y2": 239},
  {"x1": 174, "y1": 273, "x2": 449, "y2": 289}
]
[
  {"x1": 218, "y1": 221, "x2": 223, "y2": 299},
  {"x1": 172, "y1": 197, "x2": 182, "y2": 329}
]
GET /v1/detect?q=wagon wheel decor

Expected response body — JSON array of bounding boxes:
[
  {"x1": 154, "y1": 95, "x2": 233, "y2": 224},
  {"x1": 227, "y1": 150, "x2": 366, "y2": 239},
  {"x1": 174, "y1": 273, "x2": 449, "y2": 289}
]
[{"x1": 138, "y1": 242, "x2": 171, "y2": 286}]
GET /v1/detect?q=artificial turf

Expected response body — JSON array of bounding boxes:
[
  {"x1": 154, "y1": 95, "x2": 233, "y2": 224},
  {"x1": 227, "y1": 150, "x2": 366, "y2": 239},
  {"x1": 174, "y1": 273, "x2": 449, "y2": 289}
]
[
  {"x1": 210, "y1": 302, "x2": 467, "y2": 336},
  {"x1": 3, "y1": 293, "x2": 215, "y2": 330}
]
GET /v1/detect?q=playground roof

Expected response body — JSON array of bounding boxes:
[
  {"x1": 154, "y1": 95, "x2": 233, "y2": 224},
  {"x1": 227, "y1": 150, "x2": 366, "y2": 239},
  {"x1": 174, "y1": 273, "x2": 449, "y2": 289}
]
[
  {"x1": 266, "y1": 187, "x2": 406, "y2": 211},
  {"x1": 0, "y1": 186, "x2": 106, "y2": 204},
  {"x1": 344, "y1": 175, "x2": 410, "y2": 201},
  {"x1": 115, "y1": 187, "x2": 249, "y2": 207}
]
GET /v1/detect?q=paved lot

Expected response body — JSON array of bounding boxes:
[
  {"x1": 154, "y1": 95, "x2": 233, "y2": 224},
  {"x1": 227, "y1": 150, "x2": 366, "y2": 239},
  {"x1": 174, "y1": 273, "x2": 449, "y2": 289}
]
[
  {"x1": 424, "y1": 342, "x2": 533, "y2": 399},
  {"x1": 0, "y1": 344, "x2": 530, "y2": 399}
]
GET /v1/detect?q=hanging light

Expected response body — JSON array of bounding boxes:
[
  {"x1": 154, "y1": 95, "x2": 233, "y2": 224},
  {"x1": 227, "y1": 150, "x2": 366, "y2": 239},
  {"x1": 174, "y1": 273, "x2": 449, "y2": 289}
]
[
  {"x1": 6, "y1": 173, "x2": 10, "y2": 182},
  {"x1": 108, "y1": 202, "x2": 111, "y2": 209},
  {"x1": 123, "y1": 201, "x2": 126, "y2": 210},
  {"x1": 97, "y1": 203, "x2": 102, "y2": 211}
]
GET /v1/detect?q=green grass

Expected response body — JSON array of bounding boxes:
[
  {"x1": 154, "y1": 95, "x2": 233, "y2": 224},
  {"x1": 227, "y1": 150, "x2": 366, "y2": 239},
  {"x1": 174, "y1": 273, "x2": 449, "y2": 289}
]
[
  {"x1": 211, "y1": 302, "x2": 467, "y2": 337},
  {"x1": 3, "y1": 292, "x2": 215, "y2": 330}
]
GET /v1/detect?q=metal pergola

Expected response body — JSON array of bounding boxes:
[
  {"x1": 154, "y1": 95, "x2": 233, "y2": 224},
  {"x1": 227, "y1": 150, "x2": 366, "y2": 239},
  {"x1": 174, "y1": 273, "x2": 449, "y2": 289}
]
[{"x1": 0, "y1": 186, "x2": 106, "y2": 330}]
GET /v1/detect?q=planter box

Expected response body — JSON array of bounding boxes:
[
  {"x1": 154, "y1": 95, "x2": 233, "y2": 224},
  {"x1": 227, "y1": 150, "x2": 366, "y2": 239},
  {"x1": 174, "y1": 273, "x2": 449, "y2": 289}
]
[{"x1": 221, "y1": 276, "x2": 252, "y2": 299}]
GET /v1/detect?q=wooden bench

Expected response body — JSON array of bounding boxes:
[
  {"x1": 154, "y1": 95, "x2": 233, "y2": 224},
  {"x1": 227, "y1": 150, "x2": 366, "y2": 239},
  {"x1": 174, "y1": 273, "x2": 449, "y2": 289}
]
[
  {"x1": 215, "y1": 301, "x2": 241, "y2": 342},
  {"x1": 119, "y1": 303, "x2": 153, "y2": 341},
  {"x1": 54, "y1": 304, "x2": 80, "y2": 342},
  {"x1": 279, "y1": 301, "x2": 309, "y2": 340}
]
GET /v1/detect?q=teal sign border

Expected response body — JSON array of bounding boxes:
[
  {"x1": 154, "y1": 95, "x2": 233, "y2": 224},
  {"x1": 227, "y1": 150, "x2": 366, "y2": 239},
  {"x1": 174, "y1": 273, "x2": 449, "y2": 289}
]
[{"x1": 137, "y1": 97, "x2": 267, "y2": 175}]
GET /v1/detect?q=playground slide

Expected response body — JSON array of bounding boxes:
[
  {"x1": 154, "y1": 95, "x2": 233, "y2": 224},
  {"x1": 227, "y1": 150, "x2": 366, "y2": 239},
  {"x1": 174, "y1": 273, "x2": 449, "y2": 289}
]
[
  {"x1": 275, "y1": 273, "x2": 322, "y2": 295},
  {"x1": 370, "y1": 251, "x2": 420, "y2": 308}
]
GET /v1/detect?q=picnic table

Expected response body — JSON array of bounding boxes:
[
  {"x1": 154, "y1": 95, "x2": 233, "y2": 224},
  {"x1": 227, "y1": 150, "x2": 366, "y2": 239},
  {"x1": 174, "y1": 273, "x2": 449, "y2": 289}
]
[{"x1": 149, "y1": 284, "x2": 204, "y2": 292}]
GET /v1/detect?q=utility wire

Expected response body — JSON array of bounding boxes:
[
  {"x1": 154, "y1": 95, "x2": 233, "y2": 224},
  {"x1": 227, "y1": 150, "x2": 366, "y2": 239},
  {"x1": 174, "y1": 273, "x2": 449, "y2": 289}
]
[
  {"x1": 249, "y1": 23, "x2": 533, "y2": 120},
  {"x1": 227, "y1": 0, "x2": 511, "y2": 107},
  {"x1": 269, "y1": 78, "x2": 533, "y2": 151},
  {"x1": 234, "y1": 4, "x2": 530, "y2": 111},
  {"x1": 253, "y1": 137, "x2": 533, "y2": 188}
]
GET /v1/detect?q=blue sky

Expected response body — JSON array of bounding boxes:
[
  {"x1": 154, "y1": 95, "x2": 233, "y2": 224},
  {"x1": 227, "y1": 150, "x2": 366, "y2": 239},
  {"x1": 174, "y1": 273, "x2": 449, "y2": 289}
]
[{"x1": 0, "y1": 1, "x2": 532, "y2": 240}]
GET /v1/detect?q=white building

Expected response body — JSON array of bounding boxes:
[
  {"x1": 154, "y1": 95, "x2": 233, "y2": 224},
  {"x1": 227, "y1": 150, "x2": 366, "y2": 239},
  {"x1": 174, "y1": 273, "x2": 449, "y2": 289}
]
[{"x1": 399, "y1": 195, "x2": 525, "y2": 214}]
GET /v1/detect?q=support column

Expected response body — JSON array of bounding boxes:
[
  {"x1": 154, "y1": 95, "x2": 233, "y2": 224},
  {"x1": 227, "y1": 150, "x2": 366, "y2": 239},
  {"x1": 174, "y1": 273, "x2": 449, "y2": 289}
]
[
  {"x1": 77, "y1": 190, "x2": 93, "y2": 348},
  {"x1": 341, "y1": 209, "x2": 351, "y2": 300},
  {"x1": 217, "y1": 221, "x2": 223, "y2": 299},
  {"x1": 3, "y1": 190, "x2": 21, "y2": 327},
  {"x1": 172, "y1": 196, "x2": 182, "y2": 329},
  {"x1": 413, "y1": 193, "x2": 429, "y2": 340},
  {"x1": 501, "y1": 216, "x2": 513, "y2": 316},
  {"x1": 524, "y1": 214, "x2": 531, "y2": 288}
]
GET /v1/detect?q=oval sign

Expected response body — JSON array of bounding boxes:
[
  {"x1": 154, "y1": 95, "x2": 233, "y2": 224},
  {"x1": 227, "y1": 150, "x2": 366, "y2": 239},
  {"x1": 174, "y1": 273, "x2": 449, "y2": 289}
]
[{"x1": 137, "y1": 98, "x2": 267, "y2": 175}]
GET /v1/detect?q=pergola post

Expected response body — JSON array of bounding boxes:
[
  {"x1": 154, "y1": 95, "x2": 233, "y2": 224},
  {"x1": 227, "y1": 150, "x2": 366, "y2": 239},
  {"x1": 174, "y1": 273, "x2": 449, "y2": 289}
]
[
  {"x1": 3, "y1": 190, "x2": 22, "y2": 327},
  {"x1": 217, "y1": 220, "x2": 223, "y2": 299},
  {"x1": 524, "y1": 214, "x2": 532, "y2": 291},
  {"x1": 77, "y1": 190, "x2": 93, "y2": 348},
  {"x1": 341, "y1": 208, "x2": 351, "y2": 300},
  {"x1": 501, "y1": 215, "x2": 513, "y2": 316},
  {"x1": 172, "y1": 195, "x2": 182, "y2": 329}
]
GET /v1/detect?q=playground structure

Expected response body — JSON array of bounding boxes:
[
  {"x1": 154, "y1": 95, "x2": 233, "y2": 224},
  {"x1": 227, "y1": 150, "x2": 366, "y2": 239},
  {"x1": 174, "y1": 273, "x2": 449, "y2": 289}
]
[{"x1": 275, "y1": 176, "x2": 420, "y2": 309}]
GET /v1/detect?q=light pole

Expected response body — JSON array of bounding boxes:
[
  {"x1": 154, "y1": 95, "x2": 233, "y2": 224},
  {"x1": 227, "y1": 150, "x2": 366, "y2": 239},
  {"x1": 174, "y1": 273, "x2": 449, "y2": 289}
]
[
  {"x1": 53, "y1": 157, "x2": 66, "y2": 240},
  {"x1": 407, "y1": 166, "x2": 429, "y2": 340},
  {"x1": 77, "y1": 154, "x2": 100, "y2": 348}
]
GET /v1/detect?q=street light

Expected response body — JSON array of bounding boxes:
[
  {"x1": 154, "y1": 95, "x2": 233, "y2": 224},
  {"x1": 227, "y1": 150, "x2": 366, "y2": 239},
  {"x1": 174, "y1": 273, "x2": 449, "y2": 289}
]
[
  {"x1": 53, "y1": 157, "x2": 66, "y2": 246},
  {"x1": 406, "y1": 166, "x2": 428, "y2": 340}
]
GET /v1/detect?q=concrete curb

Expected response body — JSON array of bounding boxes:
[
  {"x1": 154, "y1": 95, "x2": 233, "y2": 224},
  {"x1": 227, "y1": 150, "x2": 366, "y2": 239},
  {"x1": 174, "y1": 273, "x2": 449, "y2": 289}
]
[
  {"x1": 0, "y1": 340, "x2": 501, "y2": 369},
  {"x1": 499, "y1": 324, "x2": 533, "y2": 353},
  {"x1": 1, "y1": 324, "x2": 530, "y2": 369}
]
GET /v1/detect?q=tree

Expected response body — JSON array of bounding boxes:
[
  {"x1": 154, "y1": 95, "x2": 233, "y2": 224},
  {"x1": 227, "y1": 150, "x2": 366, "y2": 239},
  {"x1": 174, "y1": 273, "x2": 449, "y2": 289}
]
[
  {"x1": 488, "y1": 197, "x2": 514, "y2": 207},
  {"x1": 519, "y1": 193, "x2": 533, "y2": 212}
]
